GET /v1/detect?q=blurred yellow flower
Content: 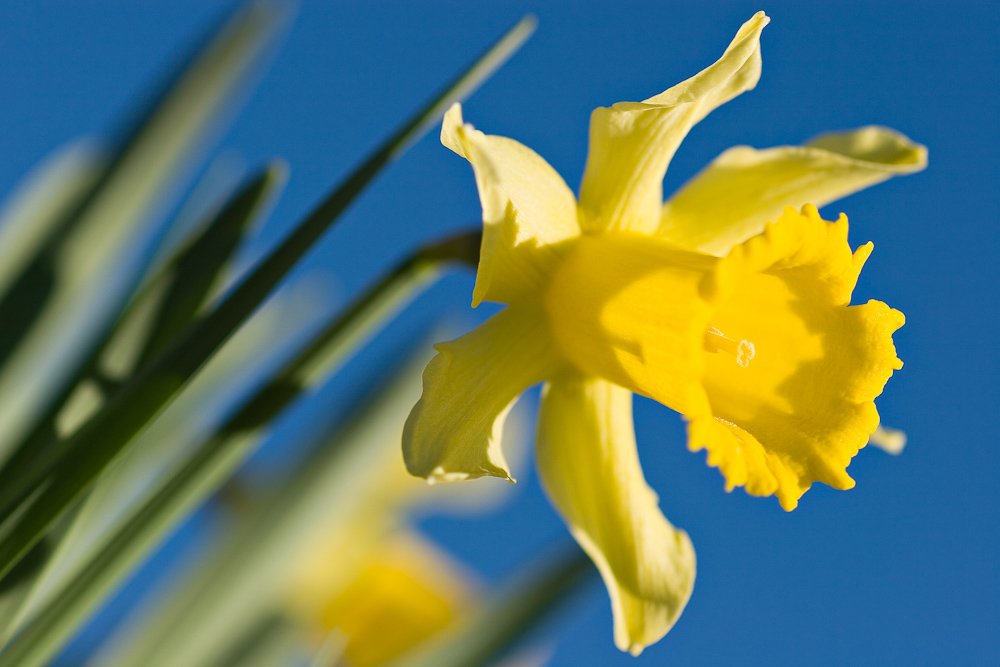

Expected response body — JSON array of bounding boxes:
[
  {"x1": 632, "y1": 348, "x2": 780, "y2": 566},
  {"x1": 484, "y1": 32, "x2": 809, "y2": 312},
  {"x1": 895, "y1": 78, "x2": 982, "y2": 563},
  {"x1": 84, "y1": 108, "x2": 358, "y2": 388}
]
[
  {"x1": 287, "y1": 527, "x2": 475, "y2": 667},
  {"x1": 403, "y1": 12, "x2": 925, "y2": 655}
]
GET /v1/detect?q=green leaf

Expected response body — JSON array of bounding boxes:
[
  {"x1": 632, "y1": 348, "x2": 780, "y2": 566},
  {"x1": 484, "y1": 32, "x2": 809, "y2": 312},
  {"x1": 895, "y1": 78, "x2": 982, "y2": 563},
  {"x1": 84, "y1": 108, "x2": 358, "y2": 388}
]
[
  {"x1": 133, "y1": 161, "x2": 289, "y2": 370},
  {"x1": 0, "y1": 542, "x2": 51, "y2": 641},
  {"x1": 0, "y1": 142, "x2": 102, "y2": 320},
  {"x1": 0, "y1": 14, "x2": 534, "y2": 584},
  {"x1": 0, "y1": 143, "x2": 104, "y2": 426},
  {"x1": 0, "y1": 265, "x2": 312, "y2": 649},
  {"x1": 0, "y1": 430, "x2": 265, "y2": 667},
  {"x1": 214, "y1": 615, "x2": 308, "y2": 667},
  {"x1": 0, "y1": 233, "x2": 479, "y2": 666},
  {"x1": 0, "y1": 165, "x2": 288, "y2": 534},
  {"x1": 0, "y1": 0, "x2": 290, "y2": 461}
]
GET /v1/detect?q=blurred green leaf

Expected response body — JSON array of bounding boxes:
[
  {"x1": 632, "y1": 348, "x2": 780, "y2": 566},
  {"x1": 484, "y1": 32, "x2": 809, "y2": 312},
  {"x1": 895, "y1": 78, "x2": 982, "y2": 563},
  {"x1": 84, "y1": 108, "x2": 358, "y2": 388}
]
[
  {"x1": 0, "y1": 542, "x2": 51, "y2": 638},
  {"x1": 0, "y1": 165, "x2": 287, "y2": 533},
  {"x1": 0, "y1": 14, "x2": 534, "y2": 584},
  {"x1": 215, "y1": 615, "x2": 308, "y2": 667},
  {"x1": 0, "y1": 143, "x2": 103, "y2": 368},
  {"x1": 133, "y1": 161, "x2": 288, "y2": 370},
  {"x1": 0, "y1": 233, "x2": 479, "y2": 667},
  {"x1": 0, "y1": 166, "x2": 290, "y2": 648},
  {"x1": 0, "y1": 0, "x2": 290, "y2": 461}
]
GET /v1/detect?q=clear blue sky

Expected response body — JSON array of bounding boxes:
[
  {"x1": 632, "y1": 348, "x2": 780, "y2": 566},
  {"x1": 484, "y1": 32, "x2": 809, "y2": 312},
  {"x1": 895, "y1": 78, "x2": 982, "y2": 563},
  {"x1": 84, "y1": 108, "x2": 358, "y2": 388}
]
[{"x1": 0, "y1": 1, "x2": 996, "y2": 665}]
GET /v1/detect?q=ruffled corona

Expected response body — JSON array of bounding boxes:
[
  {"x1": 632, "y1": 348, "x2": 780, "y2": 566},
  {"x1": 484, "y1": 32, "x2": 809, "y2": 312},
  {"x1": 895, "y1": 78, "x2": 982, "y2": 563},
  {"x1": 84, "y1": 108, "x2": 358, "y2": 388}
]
[{"x1": 546, "y1": 205, "x2": 904, "y2": 510}]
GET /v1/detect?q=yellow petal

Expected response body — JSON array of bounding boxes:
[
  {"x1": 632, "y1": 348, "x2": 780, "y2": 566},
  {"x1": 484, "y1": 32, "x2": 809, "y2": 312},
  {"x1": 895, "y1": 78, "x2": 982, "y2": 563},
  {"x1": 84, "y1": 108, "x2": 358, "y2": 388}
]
[
  {"x1": 546, "y1": 206, "x2": 903, "y2": 510},
  {"x1": 660, "y1": 126, "x2": 928, "y2": 255},
  {"x1": 403, "y1": 305, "x2": 560, "y2": 483},
  {"x1": 535, "y1": 374, "x2": 695, "y2": 656},
  {"x1": 577, "y1": 12, "x2": 768, "y2": 235},
  {"x1": 441, "y1": 103, "x2": 580, "y2": 307}
]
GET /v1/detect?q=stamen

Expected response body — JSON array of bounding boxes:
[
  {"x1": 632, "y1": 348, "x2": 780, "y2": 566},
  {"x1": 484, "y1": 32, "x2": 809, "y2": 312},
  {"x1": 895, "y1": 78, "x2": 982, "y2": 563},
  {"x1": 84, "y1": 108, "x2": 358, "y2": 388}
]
[{"x1": 704, "y1": 327, "x2": 755, "y2": 368}]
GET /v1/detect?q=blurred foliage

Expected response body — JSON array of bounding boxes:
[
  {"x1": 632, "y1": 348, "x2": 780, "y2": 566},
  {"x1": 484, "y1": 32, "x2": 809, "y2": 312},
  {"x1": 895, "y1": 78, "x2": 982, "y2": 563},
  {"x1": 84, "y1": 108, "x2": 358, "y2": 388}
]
[{"x1": 0, "y1": 3, "x2": 589, "y2": 666}]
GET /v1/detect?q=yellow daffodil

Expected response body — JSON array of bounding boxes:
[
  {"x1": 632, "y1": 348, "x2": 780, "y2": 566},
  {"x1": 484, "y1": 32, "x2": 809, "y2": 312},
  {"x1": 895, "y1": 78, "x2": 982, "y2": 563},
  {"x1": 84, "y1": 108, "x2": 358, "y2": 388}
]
[
  {"x1": 288, "y1": 527, "x2": 476, "y2": 667},
  {"x1": 403, "y1": 12, "x2": 926, "y2": 655}
]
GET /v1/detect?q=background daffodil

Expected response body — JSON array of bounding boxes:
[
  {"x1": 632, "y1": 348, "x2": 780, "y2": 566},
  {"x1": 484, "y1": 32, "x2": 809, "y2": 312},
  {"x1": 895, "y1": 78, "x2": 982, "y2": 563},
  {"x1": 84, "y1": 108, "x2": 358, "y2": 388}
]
[{"x1": 403, "y1": 12, "x2": 926, "y2": 655}]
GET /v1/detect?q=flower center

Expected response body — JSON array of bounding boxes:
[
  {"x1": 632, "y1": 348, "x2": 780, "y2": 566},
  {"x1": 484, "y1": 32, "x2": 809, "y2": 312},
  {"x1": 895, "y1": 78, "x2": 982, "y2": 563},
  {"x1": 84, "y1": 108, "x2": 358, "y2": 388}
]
[
  {"x1": 545, "y1": 231, "x2": 724, "y2": 418},
  {"x1": 703, "y1": 327, "x2": 755, "y2": 367}
]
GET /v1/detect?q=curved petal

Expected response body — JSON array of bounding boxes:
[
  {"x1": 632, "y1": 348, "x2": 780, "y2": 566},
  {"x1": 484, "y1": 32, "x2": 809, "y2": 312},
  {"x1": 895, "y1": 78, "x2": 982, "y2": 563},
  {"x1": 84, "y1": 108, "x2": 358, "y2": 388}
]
[
  {"x1": 403, "y1": 305, "x2": 560, "y2": 483},
  {"x1": 660, "y1": 126, "x2": 928, "y2": 255},
  {"x1": 441, "y1": 104, "x2": 580, "y2": 307},
  {"x1": 535, "y1": 374, "x2": 696, "y2": 655},
  {"x1": 578, "y1": 12, "x2": 769, "y2": 235}
]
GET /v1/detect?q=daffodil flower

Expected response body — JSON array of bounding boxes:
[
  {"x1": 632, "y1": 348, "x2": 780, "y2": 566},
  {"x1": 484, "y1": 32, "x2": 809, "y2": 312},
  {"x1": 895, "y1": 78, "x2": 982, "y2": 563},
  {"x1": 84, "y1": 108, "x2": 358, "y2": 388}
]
[
  {"x1": 288, "y1": 527, "x2": 477, "y2": 667},
  {"x1": 403, "y1": 12, "x2": 926, "y2": 655}
]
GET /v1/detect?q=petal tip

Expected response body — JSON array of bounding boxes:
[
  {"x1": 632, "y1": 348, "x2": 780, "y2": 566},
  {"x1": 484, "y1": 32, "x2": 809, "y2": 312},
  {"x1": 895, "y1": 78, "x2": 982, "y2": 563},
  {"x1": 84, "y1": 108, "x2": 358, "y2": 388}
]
[
  {"x1": 869, "y1": 425, "x2": 907, "y2": 455},
  {"x1": 470, "y1": 290, "x2": 484, "y2": 309},
  {"x1": 748, "y1": 11, "x2": 770, "y2": 29},
  {"x1": 807, "y1": 125, "x2": 928, "y2": 173},
  {"x1": 441, "y1": 102, "x2": 468, "y2": 157}
]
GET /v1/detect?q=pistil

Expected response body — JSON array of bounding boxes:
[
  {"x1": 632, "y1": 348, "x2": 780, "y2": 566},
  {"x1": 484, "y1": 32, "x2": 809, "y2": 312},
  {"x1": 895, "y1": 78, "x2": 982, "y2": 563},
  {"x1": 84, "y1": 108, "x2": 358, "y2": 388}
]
[{"x1": 704, "y1": 327, "x2": 755, "y2": 367}]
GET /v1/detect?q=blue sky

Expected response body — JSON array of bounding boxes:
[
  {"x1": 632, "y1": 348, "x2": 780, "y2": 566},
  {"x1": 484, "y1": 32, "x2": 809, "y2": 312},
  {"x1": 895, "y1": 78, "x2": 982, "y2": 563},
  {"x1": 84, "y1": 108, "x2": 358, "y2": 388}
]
[{"x1": 0, "y1": 1, "x2": 996, "y2": 665}]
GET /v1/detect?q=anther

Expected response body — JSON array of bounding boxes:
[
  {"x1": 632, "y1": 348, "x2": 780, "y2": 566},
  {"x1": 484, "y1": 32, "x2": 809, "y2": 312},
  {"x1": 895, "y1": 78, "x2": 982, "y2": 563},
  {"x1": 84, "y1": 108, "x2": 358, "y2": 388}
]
[{"x1": 704, "y1": 326, "x2": 755, "y2": 367}]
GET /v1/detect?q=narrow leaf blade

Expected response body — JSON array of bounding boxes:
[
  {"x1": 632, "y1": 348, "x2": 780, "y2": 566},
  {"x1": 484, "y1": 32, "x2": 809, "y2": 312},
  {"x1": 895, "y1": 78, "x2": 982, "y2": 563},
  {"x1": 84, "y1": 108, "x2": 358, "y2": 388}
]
[
  {"x1": 0, "y1": 0, "x2": 290, "y2": 460},
  {"x1": 0, "y1": 165, "x2": 288, "y2": 539},
  {"x1": 0, "y1": 234, "x2": 477, "y2": 664},
  {"x1": 0, "y1": 13, "x2": 533, "y2": 584}
]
